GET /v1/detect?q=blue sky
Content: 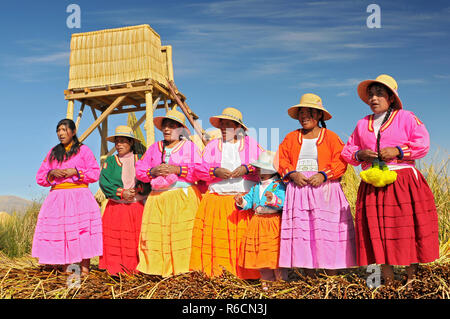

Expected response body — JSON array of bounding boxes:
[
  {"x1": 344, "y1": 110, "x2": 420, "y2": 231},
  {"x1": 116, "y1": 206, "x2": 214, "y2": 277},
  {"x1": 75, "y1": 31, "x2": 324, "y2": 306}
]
[{"x1": 0, "y1": 0, "x2": 449, "y2": 201}]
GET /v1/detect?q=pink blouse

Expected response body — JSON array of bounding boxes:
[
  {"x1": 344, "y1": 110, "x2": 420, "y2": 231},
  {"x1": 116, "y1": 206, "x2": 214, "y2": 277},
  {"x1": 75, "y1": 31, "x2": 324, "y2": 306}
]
[
  {"x1": 36, "y1": 144, "x2": 100, "y2": 187},
  {"x1": 341, "y1": 109, "x2": 430, "y2": 170},
  {"x1": 135, "y1": 139, "x2": 201, "y2": 184},
  {"x1": 196, "y1": 135, "x2": 264, "y2": 186}
]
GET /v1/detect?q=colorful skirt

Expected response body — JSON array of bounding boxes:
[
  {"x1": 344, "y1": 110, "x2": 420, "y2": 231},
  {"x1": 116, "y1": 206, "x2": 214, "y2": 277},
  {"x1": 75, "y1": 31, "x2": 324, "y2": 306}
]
[
  {"x1": 32, "y1": 188, "x2": 103, "y2": 265},
  {"x1": 137, "y1": 186, "x2": 201, "y2": 277},
  {"x1": 190, "y1": 192, "x2": 260, "y2": 279},
  {"x1": 279, "y1": 171, "x2": 357, "y2": 269},
  {"x1": 99, "y1": 200, "x2": 144, "y2": 276},
  {"x1": 238, "y1": 212, "x2": 282, "y2": 270},
  {"x1": 356, "y1": 167, "x2": 439, "y2": 266}
]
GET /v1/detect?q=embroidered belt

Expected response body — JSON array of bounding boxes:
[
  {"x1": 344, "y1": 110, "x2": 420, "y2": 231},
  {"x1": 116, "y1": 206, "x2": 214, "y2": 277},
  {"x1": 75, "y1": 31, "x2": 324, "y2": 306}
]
[{"x1": 51, "y1": 182, "x2": 88, "y2": 190}]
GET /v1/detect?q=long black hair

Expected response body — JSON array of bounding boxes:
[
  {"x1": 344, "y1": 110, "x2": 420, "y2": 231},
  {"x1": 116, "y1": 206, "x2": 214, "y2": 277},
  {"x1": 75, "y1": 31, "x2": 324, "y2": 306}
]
[{"x1": 49, "y1": 119, "x2": 82, "y2": 164}]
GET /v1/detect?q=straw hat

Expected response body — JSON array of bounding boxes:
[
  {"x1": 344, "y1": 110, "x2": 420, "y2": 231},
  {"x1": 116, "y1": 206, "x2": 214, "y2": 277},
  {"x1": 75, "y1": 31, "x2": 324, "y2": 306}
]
[
  {"x1": 357, "y1": 74, "x2": 403, "y2": 109},
  {"x1": 153, "y1": 109, "x2": 191, "y2": 134},
  {"x1": 287, "y1": 93, "x2": 332, "y2": 121},
  {"x1": 250, "y1": 151, "x2": 277, "y2": 173},
  {"x1": 106, "y1": 125, "x2": 140, "y2": 143},
  {"x1": 209, "y1": 107, "x2": 248, "y2": 131}
]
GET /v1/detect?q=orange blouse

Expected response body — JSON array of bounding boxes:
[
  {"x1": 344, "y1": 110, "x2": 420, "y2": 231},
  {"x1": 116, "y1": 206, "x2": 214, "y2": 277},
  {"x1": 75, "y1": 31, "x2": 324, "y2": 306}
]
[{"x1": 274, "y1": 128, "x2": 348, "y2": 182}]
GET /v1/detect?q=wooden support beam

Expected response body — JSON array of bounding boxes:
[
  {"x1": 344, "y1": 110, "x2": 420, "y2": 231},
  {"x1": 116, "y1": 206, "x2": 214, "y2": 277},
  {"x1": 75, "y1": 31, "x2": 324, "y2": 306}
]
[
  {"x1": 167, "y1": 80, "x2": 206, "y2": 146},
  {"x1": 89, "y1": 107, "x2": 103, "y2": 138},
  {"x1": 66, "y1": 100, "x2": 74, "y2": 120},
  {"x1": 144, "y1": 88, "x2": 155, "y2": 146},
  {"x1": 65, "y1": 85, "x2": 153, "y2": 100},
  {"x1": 79, "y1": 95, "x2": 127, "y2": 142},
  {"x1": 75, "y1": 102, "x2": 85, "y2": 130}
]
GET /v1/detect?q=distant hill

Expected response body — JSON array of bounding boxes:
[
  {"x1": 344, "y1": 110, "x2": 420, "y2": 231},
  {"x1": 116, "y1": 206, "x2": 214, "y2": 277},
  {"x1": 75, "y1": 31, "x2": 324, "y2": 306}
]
[{"x1": 0, "y1": 196, "x2": 33, "y2": 215}]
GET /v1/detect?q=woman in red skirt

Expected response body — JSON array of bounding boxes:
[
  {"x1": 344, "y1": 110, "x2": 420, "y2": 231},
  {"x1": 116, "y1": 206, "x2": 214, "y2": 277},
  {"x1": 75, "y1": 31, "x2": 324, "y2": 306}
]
[
  {"x1": 341, "y1": 74, "x2": 439, "y2": 285},
  {"x1": 98, "y1": 126, "x2": 149, "y2": 276}
]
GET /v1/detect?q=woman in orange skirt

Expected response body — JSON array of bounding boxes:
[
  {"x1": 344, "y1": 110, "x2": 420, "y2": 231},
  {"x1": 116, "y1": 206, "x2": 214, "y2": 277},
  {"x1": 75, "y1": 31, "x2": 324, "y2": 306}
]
[
  {"x1": 190, "y1": 107, "x2": 263, "y2": 279},
  {"x1": 235, "y1": 151, "x2": 287, "y2": 289}
]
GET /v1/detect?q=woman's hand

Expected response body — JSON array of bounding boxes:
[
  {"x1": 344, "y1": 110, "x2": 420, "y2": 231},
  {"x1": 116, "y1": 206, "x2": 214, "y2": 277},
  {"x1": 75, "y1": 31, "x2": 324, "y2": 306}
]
[
  {"x1": 234, "y1": 194, "x2": 244, "y2": 206},
  {"x1": 48, "y1": 169, "x2": 67, "y2": 179},
  {"x1": 151, "y1": 164, "x2": 173, "y2": 177},
  {"x1": 379, "y1": 147, "x2": 400, "y2": 162},
  {"x1": 356, "y1": 149, "x2": 378, "y2": 162},
  {"x1": 231, "y1": 165, "x2": 248, "y2": 178},
  {"x1": 214, "y1": 167, "x2": 233, "y2": 180},
  {"x1": 308, "y1": 173, "x2": 325, "y2": 187},
  {"x1": 122, "y1": 188, "x2": 136, "y2": 201},
  {"x1": 290, "y1": 172, "x2": 309, "y2": 187},
  {"x1": 63, "y1": 168, "x2": 78, "y2": 178}
]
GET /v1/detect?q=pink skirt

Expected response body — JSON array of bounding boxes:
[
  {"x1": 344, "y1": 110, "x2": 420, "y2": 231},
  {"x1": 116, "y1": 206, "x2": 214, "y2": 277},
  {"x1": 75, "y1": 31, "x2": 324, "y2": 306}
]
[
  {"x1": 32, "y1": 188, "x2": 103, "y2": 265},
  {"x1": 279, "y1": 171, "x2": 357, "y2": 269}
]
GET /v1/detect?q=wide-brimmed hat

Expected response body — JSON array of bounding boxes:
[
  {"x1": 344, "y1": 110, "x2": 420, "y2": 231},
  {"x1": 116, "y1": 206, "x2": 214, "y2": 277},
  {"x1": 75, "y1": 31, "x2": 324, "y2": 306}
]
[
  {"x1": 357, "y1": 74, "x2": 403, "y2": 109},
  {"x1": 287, "y1": 93, "x2": 332, "y2": 121},
  {"x1": 209, "y1": 107, "x2": 248, "y2": 131},
  {"x1": 153, "y1": 109, "x2": 191, "y2": 135},
  {"x1": 106, "y1": 125, "x2": 140, "y2": 143},
  {"x1": 251, "y1": 151, "x2": 277, "y2": 173}
]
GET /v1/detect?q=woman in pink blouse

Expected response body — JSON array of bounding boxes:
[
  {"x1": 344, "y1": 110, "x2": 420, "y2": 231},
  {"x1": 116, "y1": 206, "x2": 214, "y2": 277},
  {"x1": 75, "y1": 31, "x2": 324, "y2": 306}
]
[
  {"x1": 341, "y1": 75, "x2": 439, "y2": 286},
  {"x1": 33, "y1": 119, "x2": 102, "y2": 276}
]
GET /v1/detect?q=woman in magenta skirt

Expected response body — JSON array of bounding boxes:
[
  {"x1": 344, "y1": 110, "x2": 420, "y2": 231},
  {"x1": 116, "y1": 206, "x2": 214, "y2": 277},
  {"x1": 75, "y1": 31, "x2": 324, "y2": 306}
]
[{"x1": 33, "y1": 119, "x2": 103, "y2": 276}]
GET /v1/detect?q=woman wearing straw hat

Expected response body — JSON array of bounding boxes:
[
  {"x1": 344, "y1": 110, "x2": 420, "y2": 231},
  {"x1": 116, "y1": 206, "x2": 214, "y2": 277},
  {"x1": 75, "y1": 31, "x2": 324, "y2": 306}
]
[
  {"x1": 235, "y1": 151, "x2": 288, "y2": 289},
  {"x1": 341, "y1": 74, "x2": 439, "y2": 285},
  {"x1": 33, "y1": 119, "x2": 102, "y2": 276},
  {"x1": 275, "y1": 93, "x2": 356, "y2": 277},
  {"x1": 190, "y1": 107, "x2": 264, "y2": 279},
  {"x1": 135, "y1": 109, "x2": 202, "y2": 277},
  {"x1": 98, "y1": 125, "x2": 149, "y2": 276}
]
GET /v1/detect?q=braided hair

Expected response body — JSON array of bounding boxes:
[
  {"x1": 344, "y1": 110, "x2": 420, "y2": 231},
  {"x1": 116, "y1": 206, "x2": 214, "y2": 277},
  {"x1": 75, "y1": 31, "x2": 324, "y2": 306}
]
[
  {"x1": 368, "y1": 82, "x2": 395, "y2": 160},
  {"x1": 49, "y1": 119, "x2": 82, "y2": 164}
]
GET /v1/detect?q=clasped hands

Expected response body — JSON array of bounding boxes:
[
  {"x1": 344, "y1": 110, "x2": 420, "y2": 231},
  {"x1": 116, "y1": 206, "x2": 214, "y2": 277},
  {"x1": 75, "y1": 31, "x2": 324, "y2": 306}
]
[
  {"x1": 48, "y1": 168, "x2": 78, "y2": 179},
  {"x1": 214, "y1": 166, "x2": 248, "y2": 180},
  {"x1": 357, "y1": 147, "x2": 400, "y2": 162},
  {"x1": 290, "y1": 172, "x2": 325, "y2": 187},
  {"x1": 150, "y1": 163, "x2": 181, "y2": 177}
]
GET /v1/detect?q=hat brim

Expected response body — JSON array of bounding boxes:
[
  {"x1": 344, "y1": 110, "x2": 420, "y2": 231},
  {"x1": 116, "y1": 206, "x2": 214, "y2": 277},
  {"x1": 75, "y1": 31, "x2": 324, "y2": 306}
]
[
  {"x1": 153, "y1": 116, "x2": 191, "y2": 135},
  {"x1": 250, "y1": 161, "x2": 277, "y2": 173},
  {"x1": 357, "y1": 80, "x2": 403, "y2": 109},
  {"x1": 209, "y1": 115, "x2": 248, "y2": 131},
  {"x1": 287, "y1": 104, "x2": 332, "y2": 121},
  {"x1": 106, "y1": 133, "x2": 141, "y2": 143}
]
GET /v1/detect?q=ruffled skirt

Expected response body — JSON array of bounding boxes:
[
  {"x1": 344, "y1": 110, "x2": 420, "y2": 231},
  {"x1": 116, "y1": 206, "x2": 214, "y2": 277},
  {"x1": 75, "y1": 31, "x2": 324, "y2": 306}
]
[
  {"x1": 238, "y1": 213, "x2": 282, "y2": 269},
  {"x1": 99, "y1": 200, "x2": 144, "y2": 275},
  {"x1": 137, "y1": 186, "x2": 200, "y2": 277},
  {"x1": 32, "y1": 188, "x2": 103, "y2": 265},
  {"x1": 355, "y1": 167, "x2": 439, "y2": 266},
  {"x1": 190, "y1": 192, "x2": 260, "y2": 279},
  {"x1": 279, "y1": 171, "x2": 356, "y2": 269}
]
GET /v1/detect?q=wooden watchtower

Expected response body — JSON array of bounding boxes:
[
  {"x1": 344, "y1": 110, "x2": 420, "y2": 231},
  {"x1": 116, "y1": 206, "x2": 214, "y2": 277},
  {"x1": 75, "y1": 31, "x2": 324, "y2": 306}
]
[{"x1": 63, "y1": 24, "x2": 207, "y2": 161}]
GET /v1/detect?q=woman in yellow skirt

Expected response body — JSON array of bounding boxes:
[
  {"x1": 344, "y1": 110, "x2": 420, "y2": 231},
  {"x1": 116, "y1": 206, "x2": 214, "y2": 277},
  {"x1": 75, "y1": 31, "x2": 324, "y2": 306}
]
[
  {"x1": 190, "y1": 107, "x2": 264, "y2": 279},
  {"x1": 135, "y1": 109, "x2": 202, "y2": 277}
]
